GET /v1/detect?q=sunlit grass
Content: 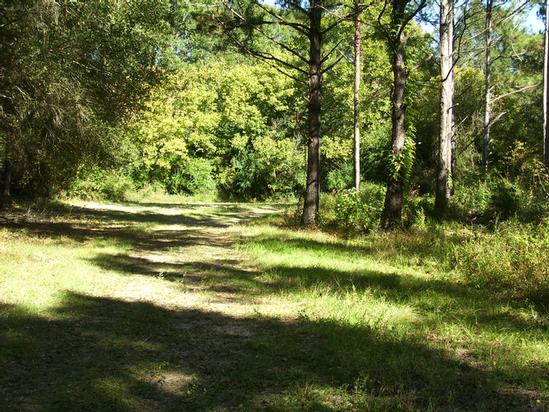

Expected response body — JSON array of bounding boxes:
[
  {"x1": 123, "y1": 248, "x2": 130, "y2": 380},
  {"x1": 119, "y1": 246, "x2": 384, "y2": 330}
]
[
  {"x1": 235, "y1": 222, "x2": 549, "y2": 408},
  {"x1": 0, "y1": 201, "x2": 547, "y2": 410}
]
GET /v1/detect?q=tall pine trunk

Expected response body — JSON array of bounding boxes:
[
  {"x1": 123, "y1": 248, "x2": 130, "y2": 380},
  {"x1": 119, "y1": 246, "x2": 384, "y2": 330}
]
[
  {"x1": 435, "y1": 0, "x2": 454, "y2": 214},
  {"x1": 1, "y1": 149, "x2": 11, "y2": 209},
  {"x1": 353, "y1": 5, "x2": 362, "y2": 191},
  {"x1": 543, "y1": 0, "x2": 549, "y2": 168},
  {"x1": 302, "y1": 1, "x2": 322, "y2": 225},
  {"x1": 482, "y1": 0, "x2": 493, "y2": 171},
  {"x1": 382, "y1": 36, "x2": 407, "y2": 228}
]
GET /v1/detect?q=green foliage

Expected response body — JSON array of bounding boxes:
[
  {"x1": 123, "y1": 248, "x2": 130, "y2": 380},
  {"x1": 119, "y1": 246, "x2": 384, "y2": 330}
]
[
  {"x1": 453, "y1": 219, "x2": 549, "y2": 304},
  {"x1": 489, "y1": 178, "x2": 528, "y2": 219},
  {"x1": 219, "y1": 136, "x2": 304, "y2": 200},
  {"x1": 390, "y1": 134, "x2": 416, "y2": 185},
  {"x1": 0, "y1": 0, "x2": 545, "y2": 225},
  {"x1": 403, "y1": 193, "x2": 433, "y2": 229},
  {"x1": 450, "y1": 180, "x2": 493, "y2": 218},
  {"x1": 361, "y1": 122, "x2": 393, "y2": 183},
  {"x1": 319, "y1": 182, "x2": 385, "y2": 232},
  {"x1": 128, "y1": 58, "x2": 303, "y2": 200},
  {"x1": 0, "y1": 0, "x2": 177, "y2": 197},
  {"x1": 451, "y1": 172, "x2": 547, "y2": 223},
  {"x1": 69, "y1": 169, "x2": 135, "y2": 201},
  {"x1": 165, "y1": 158, "x2": 216, "y2": 195},
  {"x1": 326, "y1": 163, "x2": 353, "y2": 192}
]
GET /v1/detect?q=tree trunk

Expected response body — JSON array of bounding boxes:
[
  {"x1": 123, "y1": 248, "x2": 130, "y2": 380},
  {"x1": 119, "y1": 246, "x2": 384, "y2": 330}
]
[
  {"x1": 435, "y1": 0, "x2": 454, "y2": 214},
  {"x1": 482, "y1": 0, "x2": 493, "y2": 171},
  {"x1": 543, "y1": 0, "x2": 549, "y2": 168},
  {"x1": 1, "y1": 158, "x2": 12, "y2": 209},
  {"x1": 302, "y1": 1, "x2": 322, "y2": 225},
  {"x1": 451, "y1": 106, "x2": 456, "y2": 193},
  {"x1": 353, "y1": 6, "x2": 362, "y2": 191},
  {"x1": 382, "y1": 35, "x2": 407, "y2": 229}
]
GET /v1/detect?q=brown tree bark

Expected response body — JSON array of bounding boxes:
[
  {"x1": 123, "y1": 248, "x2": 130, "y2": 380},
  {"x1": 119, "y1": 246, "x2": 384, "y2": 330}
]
[
  {"x1": 543, "y1": 0, "x2": 549, "y2": 168},
  {"x1": 302, "y1": 0, "x2": 323, "y2": 225},
  {"x1": 0, "y1": 155, "x2": 11, "y2": 209},
  {"x1": 381, "y1": 34, "x2": 407, "y2": 228},
  {"x1": 353, "y1": 3, "x2": 362, "y2": 191},
  {"x1": 482, "y1": 0, "x2": 493, "y2": 171},
  {"x1": 435, "y1": 0, "x2": 454, "y2": 214}
]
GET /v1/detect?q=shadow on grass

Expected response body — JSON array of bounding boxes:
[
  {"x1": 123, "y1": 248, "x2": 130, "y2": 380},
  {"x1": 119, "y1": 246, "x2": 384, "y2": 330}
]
[
  {"x1": 1, "y1": 202, "x2": 546, "y2": 410},
  {"x1": 0, "y1": 203, "x2": 279, "y2": 253},
  {"x1": 248, "y1": 232, "x2": 549, "y2": 313},
  {"x1": 0, "y1": 292, "x2": 542, "y2": 411}
]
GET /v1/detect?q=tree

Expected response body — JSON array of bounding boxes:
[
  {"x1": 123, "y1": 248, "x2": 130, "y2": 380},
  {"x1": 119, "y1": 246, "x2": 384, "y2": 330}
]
[
  {"x1": 0, "y1": 0, "x2": 177, "y2": 205},
  {"x1": 353, "y1": 0, "x2": 363, "y2": 190},
  {"x1": 378, "y1": 0, "x2": 427, "y2": 228},
  {"x1": 224, "y1": 0, "x2": 364, "y2": 225},
  {"x1": 435, "y1": 0, "x2": 455, "y2": 214},
  {"x1": 482, "y1": 0, "x2": 493, "y2": 171},
  {"x1": 543, "y1": 0, "x2": 549, "y2": 168}
]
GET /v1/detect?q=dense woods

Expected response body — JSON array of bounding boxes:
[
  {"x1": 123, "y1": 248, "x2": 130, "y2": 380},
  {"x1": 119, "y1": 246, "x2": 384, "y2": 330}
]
[
  {"x1": 0, "y1": 0, "x2": 547, "y2": 309},
  {"x1": 1, "y1": 1, "x2": 548, "y2": 410},
  {"x1": 2, "y1": 0, "x2": 546, "y2": 225}
]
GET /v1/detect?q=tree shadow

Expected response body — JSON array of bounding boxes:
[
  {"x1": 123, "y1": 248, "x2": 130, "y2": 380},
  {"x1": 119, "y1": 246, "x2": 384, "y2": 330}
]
[
  {"x1": 0, "y1": 203, "x2": 274, "y2": 254},
  {"x1": 0, "y1": 292, "x2": 543, "y2": 411},
  {"x1": 247, "y1": 233, "x2": 549, "y2": 316},
  {"x1": 1, "y1": 202, "x2": 546, "y2": 409}
]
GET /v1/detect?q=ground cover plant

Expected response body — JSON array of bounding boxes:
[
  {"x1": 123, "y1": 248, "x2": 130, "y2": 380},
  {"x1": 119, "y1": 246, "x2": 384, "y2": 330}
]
[
  {"x1": 1, "y1": 0, "x2": 549, "y2": 410},
  {"x1": 0, "y1": 200, "x2": 547, "y2": 410}
]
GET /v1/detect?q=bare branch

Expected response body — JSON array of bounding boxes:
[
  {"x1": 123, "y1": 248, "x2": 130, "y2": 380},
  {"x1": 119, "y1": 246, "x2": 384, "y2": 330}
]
[
  {"x1": 322, "y1": 54, "x2": 345, "y2": 74},
  {"x1": 397, "y1": 0, "x2": 428, "y2": 39},
  {"x1": 226, "y1": 31, "x2": 308, "y2": 76},
  {"x1": 321, "y1": 3, "x2": 369, "y2": 36},
  {"x1": 253, "y1": 0, "x2": 309, "y2": 35},
  {"x1": 492, "y1": 84, "x2": 538, "y2": 103},
  {"x1": 253, "y1": 25, "x2": 309, "y2": 63},
  {"x1": 320, "y1": 39, "x2": 344, "y2": 63}
]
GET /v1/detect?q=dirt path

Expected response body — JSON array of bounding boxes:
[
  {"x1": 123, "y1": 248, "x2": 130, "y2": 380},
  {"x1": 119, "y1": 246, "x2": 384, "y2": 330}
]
[
  {"x1": 1, "y1": 201, "x2": 546, "y2": 411},
  {"x1": 1, "y1": 201, "x2": 291, "y2": 410},
  {"x1": 80, "y1": 201, "x2": 281, "y2": 311}
]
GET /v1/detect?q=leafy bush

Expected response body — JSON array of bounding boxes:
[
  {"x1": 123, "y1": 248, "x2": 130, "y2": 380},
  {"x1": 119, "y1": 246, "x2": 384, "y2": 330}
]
[
  {"x1": 450, "y1": 173, "x2": 547, "y2": 224},
  {"x1": 450, "y1": 180, "x2": 492, "y2": 218},
  {"x1": 326, "y1": 163, "x2": 353, "y2": 192},
  {"x1": 403, "y1": 193, "x2": 433, "y2": 229},
  {"x1": 69, "y1": 169, "x2": 135, "y2": 201},
  {"x1": 219, "y1": 137, "x2": 304, "y2": 200},
  {"x1": 165, "y1": 158, "x2": 216, "y2": 195},
  {"x1": 319, "y1": 182, "x2": 385, "y2": 232},
  {"x1": 489, "y1": 178, "x2": 528, "y2": 219},
  {"x1": 452, "y1": 219, "x2": 549, "y2": 304}
]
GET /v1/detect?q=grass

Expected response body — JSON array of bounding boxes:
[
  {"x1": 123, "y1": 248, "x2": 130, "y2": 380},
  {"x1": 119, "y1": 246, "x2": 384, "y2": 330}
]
[{"x1": 0, "y1": 200, "x2": 547, "y2": 411}]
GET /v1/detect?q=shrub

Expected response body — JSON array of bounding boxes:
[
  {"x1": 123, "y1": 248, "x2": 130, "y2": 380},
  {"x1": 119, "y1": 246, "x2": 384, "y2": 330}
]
[
  {"x1": 450, "y1": 180, "x2": 492, "y2": 218},
  {"x1": 403, "y1": 193, "x2": 433, "y2": 229},
  {"x1": 317, "y1": 193, "x2": 338, "y2": 226},
  {"x1": 69, "y1": 169, "x2": 135, "y2": 201},
  {"x1": 488, "y1": 178, "x2": 528, "y2": 219},
  {"x1": 451, "y1": 219, "x2": 549, "y2": 304},
  {"x1": 326, "y1": 163, "x2": 353, "y2": 192},
  {"x1": 219, "y1": 137, "x2": 304, "y2": 200},
  {"x1": 166, "y1": 157, "x2": 216, "y2": 195},
  {"x1": 319, "y1": 182, "x2": 385, "y2": 232}
]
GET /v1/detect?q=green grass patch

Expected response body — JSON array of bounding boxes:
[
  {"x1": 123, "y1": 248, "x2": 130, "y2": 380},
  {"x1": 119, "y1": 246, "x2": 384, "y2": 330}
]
[{"x1": 0, "y1": 200, "x2": 547, "y2": 411}]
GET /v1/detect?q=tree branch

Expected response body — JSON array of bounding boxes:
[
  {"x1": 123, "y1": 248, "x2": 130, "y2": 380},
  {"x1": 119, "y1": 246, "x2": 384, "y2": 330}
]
[
  {"x1": 321, "y1": 3, "x2": 369, "y2": 36},
  {"x1": 253, "y1": 0, "x2": 309, "y2": 35},
  {"x1": 322, "y1": 54, "x2": 345, "y2": 74},
  {"x1": 320, "y1": 39, "x2": 344, "y2": 63},
  {"x1": 491, "y1": 84, "x2": 538, "y2": 103}
]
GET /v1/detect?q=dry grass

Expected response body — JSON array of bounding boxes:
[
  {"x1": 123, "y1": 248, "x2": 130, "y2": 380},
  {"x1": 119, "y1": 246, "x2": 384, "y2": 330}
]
[{"x1": 0, "y1": 200, "x2": 547, "y2": 411}]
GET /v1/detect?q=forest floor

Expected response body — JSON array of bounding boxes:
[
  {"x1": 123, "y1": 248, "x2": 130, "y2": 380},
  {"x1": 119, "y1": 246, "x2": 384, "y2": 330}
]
[{"x1": 0, "y1": 200, "x2": 547, "y2": 411}]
